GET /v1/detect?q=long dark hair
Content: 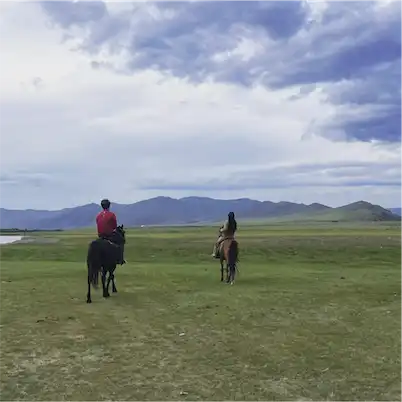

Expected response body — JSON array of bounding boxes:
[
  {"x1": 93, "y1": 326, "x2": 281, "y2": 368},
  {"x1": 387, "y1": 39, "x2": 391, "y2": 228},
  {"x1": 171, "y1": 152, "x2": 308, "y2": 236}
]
[{"x1": 228, "y1": 212, "x2": 237, "y2": 233}]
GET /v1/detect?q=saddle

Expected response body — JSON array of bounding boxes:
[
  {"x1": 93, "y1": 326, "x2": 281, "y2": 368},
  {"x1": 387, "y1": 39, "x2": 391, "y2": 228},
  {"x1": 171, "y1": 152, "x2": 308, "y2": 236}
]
[
  {"x1": 98, "y1": 236, "x2": 126, "y2": 265},
  {"x1": 216, "y1": 236, "x2": 235, "y2": 258},
  {"x1": 98, "y1": 236, "x2": 117, "y2": 247}
]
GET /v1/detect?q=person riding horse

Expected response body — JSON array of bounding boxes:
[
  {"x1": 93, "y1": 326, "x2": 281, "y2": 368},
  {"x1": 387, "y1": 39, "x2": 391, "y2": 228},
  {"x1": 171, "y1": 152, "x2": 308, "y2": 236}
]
[
  {"x1": 96, "y1": 199, "x2": 125, "y2": 264},
  {"x1": 86, "y1": 224, "x2": 126, "y2": 303},
  {"x1": 212, "y1": 211, "x2": 237, "y2": 258},
  {"x1": 86, "y1": 199, "x2": 127, "y2": 303}
]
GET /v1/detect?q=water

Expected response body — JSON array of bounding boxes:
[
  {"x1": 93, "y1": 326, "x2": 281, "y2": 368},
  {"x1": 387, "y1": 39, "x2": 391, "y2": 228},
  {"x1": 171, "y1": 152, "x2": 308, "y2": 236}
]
[{"x1": 0, "y1": 235, "x2": 23, "y2": 245}]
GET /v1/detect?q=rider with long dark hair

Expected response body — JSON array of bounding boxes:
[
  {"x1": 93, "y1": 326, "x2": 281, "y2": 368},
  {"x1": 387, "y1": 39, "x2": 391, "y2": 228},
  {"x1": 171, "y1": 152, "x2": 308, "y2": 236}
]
[{"x1": 212, "y1": 211, "x2": 237, "y2": 258}]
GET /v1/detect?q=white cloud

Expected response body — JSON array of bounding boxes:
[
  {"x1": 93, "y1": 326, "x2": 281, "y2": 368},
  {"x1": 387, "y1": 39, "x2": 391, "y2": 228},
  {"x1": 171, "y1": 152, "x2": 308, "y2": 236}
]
[{"x1": 0, "y1": 2, "x2": 400, "y2": 210}]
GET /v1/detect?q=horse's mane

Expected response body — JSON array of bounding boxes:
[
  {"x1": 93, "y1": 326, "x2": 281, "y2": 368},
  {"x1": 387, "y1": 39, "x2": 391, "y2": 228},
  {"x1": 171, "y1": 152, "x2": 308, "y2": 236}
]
[{"x1": 112, "y1": 225, "x2": 126, "y2": 244}]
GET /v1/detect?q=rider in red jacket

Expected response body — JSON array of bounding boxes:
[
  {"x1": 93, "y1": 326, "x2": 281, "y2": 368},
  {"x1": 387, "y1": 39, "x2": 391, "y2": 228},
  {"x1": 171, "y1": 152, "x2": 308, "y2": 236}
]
[
  {"x1": 96, "y1": 199, "x2": 117, "y2": 238},
  {"x1": 96, "y1": 198, "x2": 125, "y2": 264}
]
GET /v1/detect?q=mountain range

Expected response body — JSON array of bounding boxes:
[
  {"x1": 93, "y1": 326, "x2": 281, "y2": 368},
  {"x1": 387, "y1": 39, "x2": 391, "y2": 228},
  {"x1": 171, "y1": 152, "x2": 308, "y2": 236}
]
[{"x1": 0, "y1": 197, "x2": 400, "y2": 230}]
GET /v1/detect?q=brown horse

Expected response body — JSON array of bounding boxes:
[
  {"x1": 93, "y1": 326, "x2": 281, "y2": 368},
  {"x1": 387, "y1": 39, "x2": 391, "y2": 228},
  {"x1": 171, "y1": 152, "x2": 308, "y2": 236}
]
[{"x1": 219, "y1": 238, "x2": 239, "y2": 284}]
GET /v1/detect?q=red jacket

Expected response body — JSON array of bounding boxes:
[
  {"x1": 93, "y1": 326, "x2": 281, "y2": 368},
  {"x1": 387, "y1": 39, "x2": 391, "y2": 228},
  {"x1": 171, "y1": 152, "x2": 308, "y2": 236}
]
[{"x1": 96, "y1": 210, "x2": 117, "y2": 236}]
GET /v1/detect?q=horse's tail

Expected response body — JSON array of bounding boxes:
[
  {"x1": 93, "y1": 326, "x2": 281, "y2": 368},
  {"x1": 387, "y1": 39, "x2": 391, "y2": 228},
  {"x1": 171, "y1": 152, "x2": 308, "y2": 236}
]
[
  {"x1": 228, "y1": 239, "x2": 239, "y2": 266},
  {"x1": 87, "y1": 240, "x2": 100, "y2": 288}
]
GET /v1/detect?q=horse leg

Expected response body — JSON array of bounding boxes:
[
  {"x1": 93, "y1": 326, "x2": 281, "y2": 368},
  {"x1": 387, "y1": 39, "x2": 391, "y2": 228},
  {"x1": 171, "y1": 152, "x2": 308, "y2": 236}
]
[
  {"x1": 108, "y1": 265, "x2": 117, "y2": 293},
  {"x1": 106, "y1": 270, "x2": 113, "y2": 296},
  {"x1": 220, "y1": 259, "x2": 224, "y2": 282},
  {"x1": 227, "y1": 240, "x2": 238, "y2": 285},
  {"x1": 86, "y1": 272, "x2": 92, "y2": 303},
  {"x1": 111, "y1": 271, "x2": 117, "y2": 293},
  {"x1": 230, "y1": 264, "x2": 235, "y2": 285},
  {"x1": 226, "y1": 263, "x2": 230, "y2": 283},
  {"x1": 102, "y1": 269, "x2": 109, "y2": 298}
]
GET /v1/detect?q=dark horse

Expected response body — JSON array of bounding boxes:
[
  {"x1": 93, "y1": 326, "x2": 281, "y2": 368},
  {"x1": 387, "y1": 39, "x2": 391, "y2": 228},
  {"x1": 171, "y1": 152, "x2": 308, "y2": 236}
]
[
  {"x1": 86, "y1": 225, "x2": 126, "y2": 303},
  {"x1": 219, "y1": 238, "x2": 239, "y2": 284}
]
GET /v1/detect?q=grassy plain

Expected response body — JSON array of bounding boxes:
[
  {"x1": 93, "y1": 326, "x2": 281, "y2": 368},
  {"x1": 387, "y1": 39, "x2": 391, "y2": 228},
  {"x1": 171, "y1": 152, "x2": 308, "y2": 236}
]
[{"x1": 0, "y1": 223, "x2": 401, "y2": 401}]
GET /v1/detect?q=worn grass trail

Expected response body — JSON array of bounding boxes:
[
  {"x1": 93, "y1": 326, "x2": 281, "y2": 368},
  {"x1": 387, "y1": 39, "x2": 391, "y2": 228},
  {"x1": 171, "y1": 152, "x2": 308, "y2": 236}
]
[{"x1": 1, "y1": 224, "x2": 401, "y2": 400}]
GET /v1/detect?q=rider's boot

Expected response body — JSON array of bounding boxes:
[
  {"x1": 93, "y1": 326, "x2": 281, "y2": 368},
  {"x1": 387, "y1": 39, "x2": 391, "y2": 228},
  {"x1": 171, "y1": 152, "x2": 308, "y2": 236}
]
[
  {"x1": 212, "y1": 243, "x2": 217, "y2": 258},
  {"x1": 212, "y1": 243, "x2": 220, "y2": 258},
  {"x1": 120, "y1": 248, "x2": 126, "y2": 265}
]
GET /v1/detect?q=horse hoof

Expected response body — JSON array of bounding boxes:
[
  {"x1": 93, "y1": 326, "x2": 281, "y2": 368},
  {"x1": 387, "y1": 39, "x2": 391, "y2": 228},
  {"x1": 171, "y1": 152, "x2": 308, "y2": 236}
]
[
  {"x1": 112, "y1": 289, "x2": 118, "y2": 293},
  {"x1": 87, "y1": 299, "x2": 92, "y2": 304},
  {"x1": 103, "y1": 293, "x2": 110, "y2": 298}
]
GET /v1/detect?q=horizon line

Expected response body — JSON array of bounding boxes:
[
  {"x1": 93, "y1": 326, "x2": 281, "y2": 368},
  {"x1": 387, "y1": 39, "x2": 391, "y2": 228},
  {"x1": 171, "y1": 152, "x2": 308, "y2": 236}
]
[{"x1": 0, "y1": 196, "x2": 399, "y2": 212}]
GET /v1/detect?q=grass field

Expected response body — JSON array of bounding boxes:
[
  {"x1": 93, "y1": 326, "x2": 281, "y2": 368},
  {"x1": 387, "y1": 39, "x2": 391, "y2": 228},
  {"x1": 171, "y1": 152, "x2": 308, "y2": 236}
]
[{"x1": 1, "y1": 223, "x2": 401, "y2": 401}]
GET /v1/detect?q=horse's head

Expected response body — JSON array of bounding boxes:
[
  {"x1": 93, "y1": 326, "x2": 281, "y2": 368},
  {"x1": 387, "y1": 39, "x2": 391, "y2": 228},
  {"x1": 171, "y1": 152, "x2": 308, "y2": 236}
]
[{"x1": 113, "y1": 224, "x2": 126, "y2": 245}]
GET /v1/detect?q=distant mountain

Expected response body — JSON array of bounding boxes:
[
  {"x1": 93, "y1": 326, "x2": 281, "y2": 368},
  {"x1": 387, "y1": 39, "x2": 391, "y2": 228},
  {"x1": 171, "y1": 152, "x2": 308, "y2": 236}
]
[
  {"x1": 284, "y1": 201, "x2": 402, "y2": 222},
  {"x1": 389, "y1": 208, "x2": 402, "y2": 216},
  {"x1": 0, "y1": 197, "x2": 399, "y2": 230}
]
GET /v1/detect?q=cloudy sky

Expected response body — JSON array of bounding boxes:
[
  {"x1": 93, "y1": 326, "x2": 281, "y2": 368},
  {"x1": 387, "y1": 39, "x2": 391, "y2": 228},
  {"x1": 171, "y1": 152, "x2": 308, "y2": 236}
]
[{"x1": 0, "y1": 0, "x2": 400, "y2": 210}]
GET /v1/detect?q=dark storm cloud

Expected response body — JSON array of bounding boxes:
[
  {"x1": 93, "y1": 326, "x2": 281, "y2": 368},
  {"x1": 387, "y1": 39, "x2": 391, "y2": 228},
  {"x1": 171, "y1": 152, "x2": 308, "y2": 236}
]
[{"x1": 41, "y1": 1, "x2": 401, "y2": 143}]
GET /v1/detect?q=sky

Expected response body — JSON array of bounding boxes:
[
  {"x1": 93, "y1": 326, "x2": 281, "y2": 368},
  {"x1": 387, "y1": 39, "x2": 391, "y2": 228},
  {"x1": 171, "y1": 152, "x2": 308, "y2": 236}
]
[{"x1": 0, "y1": 0, "x2": 401, "y2": 210}]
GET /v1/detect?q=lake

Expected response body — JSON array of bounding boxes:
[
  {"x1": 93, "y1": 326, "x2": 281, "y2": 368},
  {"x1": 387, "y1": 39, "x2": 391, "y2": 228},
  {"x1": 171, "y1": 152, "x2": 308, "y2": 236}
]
[{"x1": 0, "y1": 236, "x2": 23, "y2": 245}]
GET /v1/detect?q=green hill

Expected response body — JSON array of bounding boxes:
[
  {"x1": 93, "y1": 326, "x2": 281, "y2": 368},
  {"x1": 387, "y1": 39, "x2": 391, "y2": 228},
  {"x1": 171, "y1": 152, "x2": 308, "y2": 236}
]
[{"x1": 261, "y1": 201, "x2": 401, "y2": 223}]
